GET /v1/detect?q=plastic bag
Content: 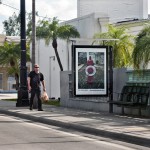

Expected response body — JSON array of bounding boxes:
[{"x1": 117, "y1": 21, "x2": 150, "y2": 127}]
[{"x1": 41, "y1": 91, "x2": 49, "y2": 102}]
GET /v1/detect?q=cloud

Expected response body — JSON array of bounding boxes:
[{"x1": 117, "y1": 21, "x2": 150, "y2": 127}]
[
  {"x1": 35, "y1": 0, "x2": 77, "y2": 20},
  {"x1": 0, "y1": 0, "x2": 77, "y2": 34},
  {"x1": 1, "y1": 0, "x2": 149, "y2": 34}
]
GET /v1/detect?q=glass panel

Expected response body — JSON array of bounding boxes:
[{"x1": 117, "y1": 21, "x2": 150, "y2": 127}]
[
  {"x1": 0, "y1": 74, "x2": 2, "y2": 89},
  {"x1": 127, "y1": 70, "x2": 150, "y2": 84}
]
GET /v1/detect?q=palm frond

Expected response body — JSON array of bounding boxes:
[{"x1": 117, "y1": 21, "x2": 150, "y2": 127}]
[
  {"x1": 132, "y1": 26, "x2": 150, "y2": 69},
  {"x1": 93, "y1": 24, "x2": 135, "y2": 68}
]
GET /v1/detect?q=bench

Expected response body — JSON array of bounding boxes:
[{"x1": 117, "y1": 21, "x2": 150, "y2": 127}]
[{"x1": 109, "y1": 85, "x2": 149, "y2": 116}]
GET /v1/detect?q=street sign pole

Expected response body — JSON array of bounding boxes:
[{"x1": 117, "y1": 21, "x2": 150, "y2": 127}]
[{"x1": 16, "y1": 0, "x2": 29, "y2": 107}]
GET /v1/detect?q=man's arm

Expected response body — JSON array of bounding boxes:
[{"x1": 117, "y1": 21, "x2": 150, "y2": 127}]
[
  {"x1": 27, "y1": 77, "x2": 31, "y2": 91},
  {"x1": 42, "y1": 80, "x2": 46, "y2": 91}
]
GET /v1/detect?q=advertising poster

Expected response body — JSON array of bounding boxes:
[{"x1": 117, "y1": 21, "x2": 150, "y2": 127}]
[{"x1": 74, "y1": 46, "x2": 108, "y2": 96}]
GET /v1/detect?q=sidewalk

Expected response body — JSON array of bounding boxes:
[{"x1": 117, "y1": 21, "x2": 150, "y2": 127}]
[{"x1": 0, "y1": 93, "x2": 150, "y2": 147}]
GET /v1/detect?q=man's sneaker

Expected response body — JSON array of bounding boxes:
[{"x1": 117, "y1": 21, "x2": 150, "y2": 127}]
[
  {"x1": 29, "y1": 107, "x2": 33, "y2": 110},
  {"x1": 38, "y1": 109, "x2": 43, "y2": 111}
]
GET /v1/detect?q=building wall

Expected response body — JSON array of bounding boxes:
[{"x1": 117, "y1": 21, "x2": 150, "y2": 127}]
[
  {"x1": 0, "y1": 35, "x2": 5, "y2": 46},
  {"x1": 115, "y1": 20, "x2": 150, "y2": 36},
  {"x1": 34, "y1": 39, "x2": 69, "y2": 99},
  {"x1": 63, "y1": 13, "x2": 109, "y2": 38},
  {"x1": 0, "y1": 67, "x2": 9, "y2": 91},
  {"x1": 77, "y1": 0, "x2": 148, "y2": 23},
  {"x1": 0, "y1": 35, "x2": 18, "y2": 92},
  {"x1": 0, "y1": 66, "x2": 18, "y2": 92}
]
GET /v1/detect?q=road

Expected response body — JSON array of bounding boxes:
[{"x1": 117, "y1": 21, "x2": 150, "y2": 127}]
[{"x1": 0, "y1": 114, "x2": 149, "y2": 150}]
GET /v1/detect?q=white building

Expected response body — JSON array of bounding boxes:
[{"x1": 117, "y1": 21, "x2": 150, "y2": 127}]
[
  {"x1": 35, "y1": 0, "x2": 149, "y2": 99},
  {"x1": 77, "y1": 0, "x2": 148, "y2": 22}
]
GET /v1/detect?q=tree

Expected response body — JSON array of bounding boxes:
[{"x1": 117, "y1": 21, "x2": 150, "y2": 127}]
[
  {"x1": 132, "y1": 25, "x2": 150, "y2": 69},
  {"x1": 93, "y1": 24, "x2": 135, "y2": 68},
  {"x1": 36, "y1": 17, "x2": 80, "y2": 71},
  {"x1": 3, "y1": 13, "x2": 20, "y2": 36},
  {"x1": 0, "y1": 42, "x2": 30, "y2": 90},
  {"x1": 3, "y1": 12, "x2": 36, "y2": 37},
  {"x1": 3, "y1": 11, "x2": 38, "y2": 70}
]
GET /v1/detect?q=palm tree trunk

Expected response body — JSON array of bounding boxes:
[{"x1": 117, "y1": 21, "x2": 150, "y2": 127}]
[{"x1": 52, "y1": 38, "x2": 63, "y2": 71}]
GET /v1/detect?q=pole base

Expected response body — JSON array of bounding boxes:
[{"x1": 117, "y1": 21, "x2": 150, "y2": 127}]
[{"x1": 16, "y1": 88, "x2": 29, "y2": 107}]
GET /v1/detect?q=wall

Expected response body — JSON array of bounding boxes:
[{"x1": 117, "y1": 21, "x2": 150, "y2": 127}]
[
  {"x1": 77, "y1": 0, "x2": 148, "y2": 23},
  {"x1": 34, "y1": 39, "x2": 70, "y2": 99},
  {"x1": 0, "y1": 35, "x2": 5, "y2": 46},
  {"x1": 63, "y1": 13, "x2": 109, "y2": 38},
  {"x1": 0, "y1": 67, "x2": 9, "y2": 91},
  {"x1": 0, "y1": 35, "x2": 19, "y2": 92}
]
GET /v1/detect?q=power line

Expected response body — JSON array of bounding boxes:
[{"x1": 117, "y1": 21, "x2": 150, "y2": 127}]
[
  {"x1": 2, "y1": 1, "x2": 52, "y2": 20},
  {"x1": 0, "y1": 1, "x2": 67, "y2": 22},
  {"x1": 0, "y1": 2, "x2": 19, "y2": 11}
]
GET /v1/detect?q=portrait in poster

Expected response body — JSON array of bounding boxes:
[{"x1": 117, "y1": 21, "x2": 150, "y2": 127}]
[{"x1": 74, "y1": 46, "x2": 108, "y2": 96}]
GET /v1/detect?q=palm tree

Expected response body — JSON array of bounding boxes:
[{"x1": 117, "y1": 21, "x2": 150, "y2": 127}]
[
  {"x1": 0, "y1": 42, "x2": 30, "y2": 90},
  {"x1": 132, "y1": 25, "x2": 150, "y2": 69},
  {"x1": 93, "y1": 24, "x2": 135, "y2": 68},
  {"x1": 36, "y1": 17, "x2": 80, "y2": 71}
]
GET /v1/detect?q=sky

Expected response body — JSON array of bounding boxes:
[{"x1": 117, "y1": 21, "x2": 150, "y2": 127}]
[
  {"x1": 0, "y1": 0, "x2": 77, "y2": 34},
  {"x1": 0, "y1": 0, "x2": 150, "y2": 34}
]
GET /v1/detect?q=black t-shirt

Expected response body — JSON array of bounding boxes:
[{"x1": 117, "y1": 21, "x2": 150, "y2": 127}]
[{"x1": 28, "y1": 71, "x2": 44, "y2": 89}]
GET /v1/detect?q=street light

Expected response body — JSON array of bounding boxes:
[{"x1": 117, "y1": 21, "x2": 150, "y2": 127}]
[{"x1": 16, "y1": 0, "x2": 29, "y2": 107}]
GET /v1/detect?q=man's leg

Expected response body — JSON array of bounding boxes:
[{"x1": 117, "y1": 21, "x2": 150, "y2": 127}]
[
  {"x1": 30, "y1": 90, "x2": 35, "y2": 110},
  {"x1": 37, "y1": 89, "x2": 43, "y2": 111}
]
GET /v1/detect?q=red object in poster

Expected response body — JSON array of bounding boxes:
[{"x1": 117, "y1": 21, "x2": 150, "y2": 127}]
[
  {"x1": 85, "y1": 56, "x2": 96, "y2": 85},
  {"x1": 87, "y1": 56, "x2": 94, "y2": 66}
]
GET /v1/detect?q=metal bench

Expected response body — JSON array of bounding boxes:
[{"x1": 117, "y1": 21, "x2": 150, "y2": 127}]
[{"x1": 109, "y1": 85, "x2": 149, "y2": 116}]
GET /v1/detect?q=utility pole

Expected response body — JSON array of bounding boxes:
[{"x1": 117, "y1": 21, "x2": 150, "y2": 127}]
[
  {"x1": 32, "y1": 0, "x2": 36, "y2": 70},
  {"x1": 16, "y1": 0, "x2": 29, "y2": 107}
]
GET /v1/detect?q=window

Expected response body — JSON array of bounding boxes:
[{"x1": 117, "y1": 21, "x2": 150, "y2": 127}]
[
  {"x1": 0, "y1": 74, "x2": 3, "y2": 89},
  {"x1": 12, "y1": 84, "x2": 16, "y2": 89}
]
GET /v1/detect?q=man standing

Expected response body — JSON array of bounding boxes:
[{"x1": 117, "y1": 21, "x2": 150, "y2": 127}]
[{"x1": 27, "y1": 64, "x2": 46, "y2": 111}]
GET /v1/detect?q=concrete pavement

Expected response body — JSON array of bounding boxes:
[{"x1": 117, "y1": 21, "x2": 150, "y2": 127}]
[{"x1": 0, "y1": 93, "x2": 150, "y2": 147}]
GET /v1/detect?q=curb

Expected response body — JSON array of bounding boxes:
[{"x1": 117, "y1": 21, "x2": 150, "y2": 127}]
[{"x1": 0, "y1": 109, "x2": 149, "y2": 147}]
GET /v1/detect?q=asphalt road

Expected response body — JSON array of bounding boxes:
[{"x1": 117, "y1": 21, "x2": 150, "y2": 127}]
[{"x1": 0, "y1": 114, "x2": 149, "y2": 150}]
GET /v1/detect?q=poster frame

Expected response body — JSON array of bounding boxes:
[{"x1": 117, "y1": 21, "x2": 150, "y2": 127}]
[{"x1": 73, "y1": 45, "x2": 108, "y2": 96}]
